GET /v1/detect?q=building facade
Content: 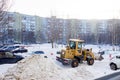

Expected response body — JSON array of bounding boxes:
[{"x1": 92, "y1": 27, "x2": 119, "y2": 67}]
[{"x1": 1, "y1": 12, "x2": 117, "y2": 44}]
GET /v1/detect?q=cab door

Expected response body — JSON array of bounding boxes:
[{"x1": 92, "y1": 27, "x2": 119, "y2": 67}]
[
  {"x1": 76, "y1": 42, "x2": 82, "y2": 56},
  {"x1": 69, "y1": 41, "x2": 76, "y2": 58}
]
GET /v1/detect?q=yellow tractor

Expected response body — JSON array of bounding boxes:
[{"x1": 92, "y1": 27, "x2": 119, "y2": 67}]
[{"x1": 56, "y1": 39, "x2": 95, "y2": 68}]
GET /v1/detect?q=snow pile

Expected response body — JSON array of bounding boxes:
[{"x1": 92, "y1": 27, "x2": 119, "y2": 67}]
[
  {"x1": 71, "y1": 66, "x2": 94, "y2": 80},
  {"x1": 2, "y1": 55, "x2": 63, "y2": 80},
  {"x1": 1, "y1": 54, "x2": 94, "y2": 80},
  {"x1": 0, "y1": 64, "x2": 17, "y2": 75},
  {"x1": 0, "y1": 74, "x2": 4, "y2": 80}
]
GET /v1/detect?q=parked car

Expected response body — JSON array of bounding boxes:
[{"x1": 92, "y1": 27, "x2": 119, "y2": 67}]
[
  {"x1": 5, "y1": 45, "x2": 20, "y2": 52},
  {"x1": 12, "y1": 47, "x2": 28, "y2": 53},
  {"x1": 110, "y1": 55, "x2": 120, "y2": 70},
  {"x1": 32, "y1": 51, "x2": 44, "y2": 54},
  {"x1": 0, "y1": 52, "x2": 24, "y2": 64},
  {"x1": 57, "y1": 51, "x2": 61, "y2": 54},
  {"x1": 0, "y1": 45, "x2": 20, "y2": 52},
  {"x1": 0, "y1": 45, "x2": 8, "y2": 52},
  {"x1": 98, "y1": 51, "x2": 105, "y2": 55},
  {"x1": 0, "y1": 45, "x2": 9, "y2": 49}
]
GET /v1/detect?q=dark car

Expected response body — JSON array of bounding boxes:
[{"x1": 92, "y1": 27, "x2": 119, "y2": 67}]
[
  {"x1": 5, "y1": 46, "x2": 20, "y2": 52},
  {"x1": 0, "y1": 45, "x2": 8, "y2": 52},
  {"x1": 98, "y1": 51, "x2": 105, "y2": 55},
  {"x1": 0, "y1": 52, "x2": 24, "y2": 64},
  {"x1": 0, "y1": 45, "x2": 7, "y2": 49},
  {"x1": 0, "y1": 45, "x2": 20, "y2": 52},
  {"x1": 32, "y1": 51, "x2": 44, "y2": 54},
  {"x1": 12, "y1": 47, "x2": 28, "y2": 53}
]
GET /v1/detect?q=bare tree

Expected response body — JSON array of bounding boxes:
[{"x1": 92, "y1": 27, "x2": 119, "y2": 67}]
[
  {"x1": 65, "y1": 19, "x2": 72, "y2": 43},
  {"x1": 70, "y1": 19, "x2": 80, "y2": 39},
  {"x1": 107, "y1": 19, "x2": 119, "y2": 50},
  {"x1": 116, "y1": 21, "x2": 120, "y2": 45},
  {"x1": 0, "y1": 0, "x2": 12, "y2": 44},
  {"x1": 54, "y1": 18, "x2": 64, "y2": 44},
  {"x1": 109, "y1": 19, "x2": 118, "y2": 47},
  {"x1": 107, "y1": 19, "x2": 114, "y2": 44},
  {"x1": 47, "y1": 16, "x2": 57, "y2": 48},
  {"x1": 0, "y1": 0, "x2": 12, "y2": 25}
]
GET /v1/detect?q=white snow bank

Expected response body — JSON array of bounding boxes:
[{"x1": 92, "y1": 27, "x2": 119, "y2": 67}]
[
  {"x1": 2, "y1": 55, "x2": 63, "y2": 80},
  {"x1": 0, "y1": 64, "x2": 16, "y2": 75},
  {"x1": 1, "y1": 55, "x2": 94, "y2": 80}
]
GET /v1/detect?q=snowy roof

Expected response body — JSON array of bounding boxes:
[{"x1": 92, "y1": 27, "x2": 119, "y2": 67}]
[{"x1": 69, "y1": 39, "x2": 84, "y2": 42}]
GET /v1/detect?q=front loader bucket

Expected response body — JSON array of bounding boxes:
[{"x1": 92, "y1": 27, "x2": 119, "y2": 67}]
[
  {"x1": 56, "y1": 56, "x2": 70, "y2": 65},
  {"x1": 56, "y1": 56, "x2": 62, "y2": 62}
]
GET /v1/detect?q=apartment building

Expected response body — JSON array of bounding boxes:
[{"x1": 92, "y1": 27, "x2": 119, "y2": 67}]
[
  {"x1": 5, "y1": 12, "x2": 42, "y2": 44},
  {"x1": 3, "y1": 12, "x2": 113, "y2": 44}
]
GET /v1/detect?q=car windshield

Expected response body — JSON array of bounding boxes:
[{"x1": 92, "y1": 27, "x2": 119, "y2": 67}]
[
  {"x1": 6, "y1": 46, "x2": 15, "y2": 50},
  {"x1": 38, "y1": 51, "x2": 43, "y2": 53},
  {"x1": 34, "y1": 51, "x2": 44, "y2": 54},
  {"x1": 0, "y1": 46, "x2": 7, "y2": 49},
  {"x1": 6, "y1": 46, "x2": 19, "y2": 50}
]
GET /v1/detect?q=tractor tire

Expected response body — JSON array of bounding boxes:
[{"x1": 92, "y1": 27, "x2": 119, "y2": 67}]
[
  {"x1": 87, "y1": 58, "x2": 94, "y2": 65},
  {"x1": 110, "y1": 63, "x2": 117, "y2": 70},
  {"x1": 71, "y1": 59, "x2": 79, "y2": 68}
]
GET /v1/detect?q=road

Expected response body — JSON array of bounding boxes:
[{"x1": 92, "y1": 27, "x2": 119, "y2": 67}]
[{"x1": 95, "y1": 71, "x2": 120, "y2": 80}]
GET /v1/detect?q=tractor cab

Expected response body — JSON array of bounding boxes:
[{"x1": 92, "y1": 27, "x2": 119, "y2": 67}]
[
  {"x1": 66, "y1": 39, "x2": 84, "y2": 57},
  {"x1": 69, "y1": 39, "x2": 84, "y2": 53}
]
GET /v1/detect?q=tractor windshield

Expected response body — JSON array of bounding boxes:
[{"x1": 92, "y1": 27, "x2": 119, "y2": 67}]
[
  {"x1": 69, "y1": 41, "x2": 76, "y2": 49},
  {"x1": 78, "y1": 42, "x2": 82, "y2": 49}
]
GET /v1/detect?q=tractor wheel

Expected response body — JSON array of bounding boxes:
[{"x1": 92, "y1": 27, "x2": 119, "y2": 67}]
[
  {"x1": 110, "y1": 63, "x2": 117, "y2": 70},
  {"x1": 87, "y1": 58, "x2": 94, "y2": 65},
  {"x1": 71, "y1": 59, "x2": 79, "y2": 68}
]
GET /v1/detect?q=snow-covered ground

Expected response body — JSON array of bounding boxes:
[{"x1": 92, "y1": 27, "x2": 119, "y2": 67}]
[{"x1": 0, "y1": 43, "x2": 120, "y2": 80}]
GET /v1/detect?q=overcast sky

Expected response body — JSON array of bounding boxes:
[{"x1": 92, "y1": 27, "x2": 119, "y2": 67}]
[{"x1": 10, "y1": 0, "x2": 120, "y2": 19}]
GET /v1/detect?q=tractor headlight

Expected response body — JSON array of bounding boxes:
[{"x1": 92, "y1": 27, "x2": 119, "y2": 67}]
[{"x1": 62, "y1": 51, "x2": 64, "y2": 54}]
